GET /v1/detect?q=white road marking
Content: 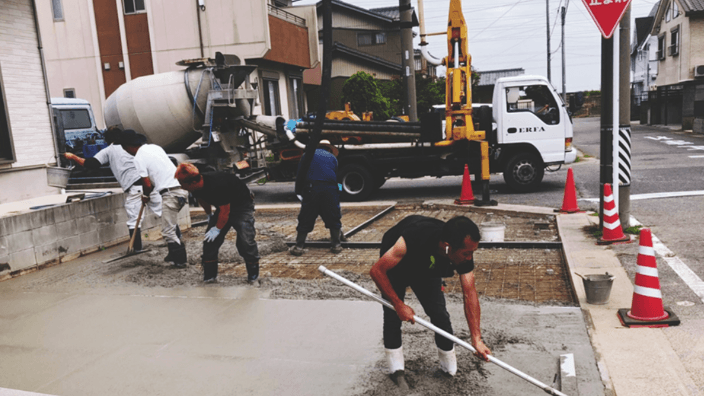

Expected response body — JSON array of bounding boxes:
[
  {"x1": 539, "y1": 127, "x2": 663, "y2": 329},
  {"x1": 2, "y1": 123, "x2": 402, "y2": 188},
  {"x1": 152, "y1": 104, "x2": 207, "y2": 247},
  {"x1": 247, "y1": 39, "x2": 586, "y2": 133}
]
[
  {"x1": 581, "y1": 190, "x2": 704, "y2": 202},
  {"x1": 690, "y1": 155, "x2": 704, "y2": 158},
  {"x1": 631, "y1": 216, "x2": 704, "y2": 303}
]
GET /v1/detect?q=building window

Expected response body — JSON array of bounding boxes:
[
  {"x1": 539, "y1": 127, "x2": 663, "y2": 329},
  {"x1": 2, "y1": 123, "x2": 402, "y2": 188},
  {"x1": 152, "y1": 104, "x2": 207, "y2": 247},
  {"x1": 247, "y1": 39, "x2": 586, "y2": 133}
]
[
  {"x1": 657, "y1": 34, "x2": 666, "y2": 60},
  {"x1": 672, "y1": 2, "x2": 679, "y2": 20},
  {"x1": 357, "y1": 32, "x2": 387, "y2": 47},
  {"x1": 666, "y1": 3, "x2": 671, "y2": 22},
  {"x1": 0, "y1": 67, "x2": 16, "y2": 163},
  {"x1": 123, "y1": 0, "x2": 145, "y2": 14},
  {"x1": 288, "y1": 76, "x2": 304, "y2": 119},
  {"x1": 63, "y1": 88, "x2": 75, "y2": 98},
  {"x1": 51, "y1": 0, "x2": 64, "y2": 21},
  {"x1": 262, "y1": 78, "x2": 281, "y2": 116},
  {"x1": 669, "y1": 26, "x2": 680, "y2": 57}
]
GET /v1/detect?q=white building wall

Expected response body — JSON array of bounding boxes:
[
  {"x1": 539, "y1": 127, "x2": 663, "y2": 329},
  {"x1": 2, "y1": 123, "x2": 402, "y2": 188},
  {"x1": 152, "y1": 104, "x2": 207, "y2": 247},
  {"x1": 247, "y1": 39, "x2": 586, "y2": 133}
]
[{"x1": 0, "y1": 0, "x2": 61, "y2": 203}]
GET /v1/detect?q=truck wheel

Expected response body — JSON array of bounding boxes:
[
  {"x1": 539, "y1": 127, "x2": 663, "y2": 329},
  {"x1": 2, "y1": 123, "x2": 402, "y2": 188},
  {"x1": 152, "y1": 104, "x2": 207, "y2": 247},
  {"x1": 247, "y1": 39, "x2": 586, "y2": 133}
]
[
  {"x1": 503, "y1": 153, "x2": 544, "y2": 192},
  {"x1": 339, "y1": 164, "x2": 374, "y2": 201}
]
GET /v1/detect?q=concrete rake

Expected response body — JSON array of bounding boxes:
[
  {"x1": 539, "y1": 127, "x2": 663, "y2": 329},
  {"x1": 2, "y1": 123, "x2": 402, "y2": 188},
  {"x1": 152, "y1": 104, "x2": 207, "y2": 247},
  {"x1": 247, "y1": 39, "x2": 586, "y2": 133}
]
[{"x1": 318, "y1": 265, "x2": 570, "y2": 396}]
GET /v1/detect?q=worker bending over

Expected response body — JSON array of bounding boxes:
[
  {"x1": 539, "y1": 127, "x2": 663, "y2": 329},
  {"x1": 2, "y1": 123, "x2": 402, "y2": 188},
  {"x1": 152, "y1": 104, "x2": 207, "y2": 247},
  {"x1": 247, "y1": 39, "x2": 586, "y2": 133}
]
[
  {"x1": 370, "y1": 215, "x2": 491, "y2": 381},
  {"x1": 121, "y1": 130, "x2": 189, "y2": 267},
  {"x1": 175, "y1": 163, "x2": 260, "y2": 284},
  {"x1": 290, "y1": 143, "x2": 344, "y2": 256},
  {"x1": 63, "y1": 127, "x2": 161, "y2": 251}
]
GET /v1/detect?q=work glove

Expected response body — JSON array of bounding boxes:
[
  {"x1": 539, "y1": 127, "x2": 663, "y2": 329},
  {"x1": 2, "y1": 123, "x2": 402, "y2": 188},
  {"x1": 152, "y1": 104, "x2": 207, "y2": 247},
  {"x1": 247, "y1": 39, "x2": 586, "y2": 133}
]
[
  {"x1": 296, "y1": 195, "x2": 303, "y2": 202},
  {"x1": 204, "y1": 226, "x2": 221, "y2": 243},
  {"x1": 141, "y1": 195, "x2": 150, "y2": 203}
]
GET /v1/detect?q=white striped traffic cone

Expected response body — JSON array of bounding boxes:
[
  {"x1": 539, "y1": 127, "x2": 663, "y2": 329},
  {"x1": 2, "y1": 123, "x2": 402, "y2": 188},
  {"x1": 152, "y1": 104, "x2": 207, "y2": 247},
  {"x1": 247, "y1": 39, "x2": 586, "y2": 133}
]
[
  {"x1": 617, "y1": 228, "x2": 680, "y2": 327},
  {"x1": 597, "y1": 183, "x2": 630, "y2": 245}
]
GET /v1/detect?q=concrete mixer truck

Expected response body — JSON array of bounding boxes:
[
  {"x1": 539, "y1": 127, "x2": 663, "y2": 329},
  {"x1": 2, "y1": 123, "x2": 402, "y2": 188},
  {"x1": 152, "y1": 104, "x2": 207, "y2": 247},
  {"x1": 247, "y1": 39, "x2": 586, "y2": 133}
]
[{"x1": 56, "y1": 51, "x2": 575, "y2": 201}]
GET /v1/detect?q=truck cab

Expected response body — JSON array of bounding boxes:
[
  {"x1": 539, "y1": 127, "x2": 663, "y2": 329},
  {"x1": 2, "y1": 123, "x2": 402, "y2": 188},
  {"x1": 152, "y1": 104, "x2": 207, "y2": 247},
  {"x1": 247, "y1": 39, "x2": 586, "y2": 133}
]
[{"x1": 490, "y1": 75, "x2": 577, "y2": 191}]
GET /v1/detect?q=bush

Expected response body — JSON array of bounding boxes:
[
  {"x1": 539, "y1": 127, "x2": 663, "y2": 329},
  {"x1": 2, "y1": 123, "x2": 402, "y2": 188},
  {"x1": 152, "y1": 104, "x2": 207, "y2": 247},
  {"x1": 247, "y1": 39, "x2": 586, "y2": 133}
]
[{"x1": 341, "y1": 72, "x2": 393, "y2": 120}]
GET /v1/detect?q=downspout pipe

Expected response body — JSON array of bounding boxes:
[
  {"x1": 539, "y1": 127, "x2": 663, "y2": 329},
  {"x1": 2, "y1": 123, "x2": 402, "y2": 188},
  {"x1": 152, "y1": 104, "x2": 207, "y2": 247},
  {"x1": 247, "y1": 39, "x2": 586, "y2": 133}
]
[
  {"x1": 31, "y1": 0, "x2": 61, "y2": 167},
  {"x1": 195, "y1": 0, "x2": 205, "y2": 58}
]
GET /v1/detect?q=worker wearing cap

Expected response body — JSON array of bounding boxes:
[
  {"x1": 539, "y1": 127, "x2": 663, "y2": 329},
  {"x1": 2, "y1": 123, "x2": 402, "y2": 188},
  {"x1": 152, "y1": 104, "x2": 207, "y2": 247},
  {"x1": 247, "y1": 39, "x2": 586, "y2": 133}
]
[
  {"x1": 62, "y1": 126, "x2": 161, "y2": 251},
  {"x1": 370, "y1": 215, "x2": 491, "y2": 381},
  {"x1": 121, "y1": 130, "x2": 189, "y2": 267},
  {"x1": 175, "y1": 163, "x2": 260, "y2": 284},
  {"x1": 290, "y1": 142, "x2": 344, "y2": 256}
]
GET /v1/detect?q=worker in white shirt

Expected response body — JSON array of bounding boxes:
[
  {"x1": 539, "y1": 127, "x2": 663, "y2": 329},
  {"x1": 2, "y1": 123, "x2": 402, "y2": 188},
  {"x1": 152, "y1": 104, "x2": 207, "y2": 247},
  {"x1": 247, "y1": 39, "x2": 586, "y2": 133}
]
[
  {"x1": 121, "y1": 130, "x2": 189, "y2": 267},
  {"x1": 62, "y1": 126, "x2": 161, "y2": 251}
]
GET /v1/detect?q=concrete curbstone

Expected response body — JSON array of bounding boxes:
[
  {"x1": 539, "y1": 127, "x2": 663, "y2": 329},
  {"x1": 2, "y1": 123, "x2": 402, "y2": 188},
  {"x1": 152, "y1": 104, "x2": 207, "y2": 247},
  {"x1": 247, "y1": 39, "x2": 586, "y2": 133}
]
[{"x1": 31, "y1": 225, "x2": 57, "y2": 247}]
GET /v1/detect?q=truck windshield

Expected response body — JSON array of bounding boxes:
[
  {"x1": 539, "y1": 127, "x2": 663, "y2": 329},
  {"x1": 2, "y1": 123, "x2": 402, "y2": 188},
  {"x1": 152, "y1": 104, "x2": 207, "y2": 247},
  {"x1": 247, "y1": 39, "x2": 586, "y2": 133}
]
[
  {"x1": 59, "y1": 109, "x2": 92, "y2": 130},
  {"x1": 505, "y1": 85, "x2": 559, "y2": 125}
]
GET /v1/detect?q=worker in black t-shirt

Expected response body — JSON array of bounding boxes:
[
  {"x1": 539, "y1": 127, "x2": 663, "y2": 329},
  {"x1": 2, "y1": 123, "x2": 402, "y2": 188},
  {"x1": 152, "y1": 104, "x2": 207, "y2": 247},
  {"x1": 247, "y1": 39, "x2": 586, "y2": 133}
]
[
  {"x1": 370, "y1": 215, "x2": 491, "y2": 381},
  {"x1": 175, "y1": 163, "x2": 260, "y2": 284}
]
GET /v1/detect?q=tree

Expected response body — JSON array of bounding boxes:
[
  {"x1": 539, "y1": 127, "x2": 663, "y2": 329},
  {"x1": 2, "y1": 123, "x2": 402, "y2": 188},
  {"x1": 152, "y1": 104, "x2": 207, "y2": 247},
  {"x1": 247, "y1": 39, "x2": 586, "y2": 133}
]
[{"x1": 340, "y1": 72, "x2": 393, "y2": 120}]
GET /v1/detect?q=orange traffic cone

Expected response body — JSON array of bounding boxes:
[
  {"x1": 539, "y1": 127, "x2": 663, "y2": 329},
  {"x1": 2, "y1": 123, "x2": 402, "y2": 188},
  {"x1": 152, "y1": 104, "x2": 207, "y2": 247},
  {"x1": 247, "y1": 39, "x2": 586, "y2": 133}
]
[
  {"x1": 454, "y1": 164, "x2": 475, "y2": 205},
  {"x1": 558, "y1": 168, "x2": 581, "y2": 213},
  {"x1": 617, "y1": 229, "x2": 680, "y2": 327},
  {"x1": 597, "y1": 183, "x2": 630, "y2": 245}
]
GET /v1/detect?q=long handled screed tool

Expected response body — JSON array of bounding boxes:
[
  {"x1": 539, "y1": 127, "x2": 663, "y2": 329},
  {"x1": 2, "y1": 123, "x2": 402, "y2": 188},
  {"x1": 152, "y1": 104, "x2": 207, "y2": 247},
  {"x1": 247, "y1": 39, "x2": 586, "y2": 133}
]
[
  {"x1": 103, "y1": 201, "x2": 149, "y2": 263},
  {"x1": 318, "y1": 265, "x2": 570, "y2": 396}
]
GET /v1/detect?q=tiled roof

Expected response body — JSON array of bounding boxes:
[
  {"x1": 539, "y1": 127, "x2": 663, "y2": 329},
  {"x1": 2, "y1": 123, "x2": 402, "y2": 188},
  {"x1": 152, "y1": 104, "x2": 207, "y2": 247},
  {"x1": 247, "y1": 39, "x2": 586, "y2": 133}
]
[{"x1": 679, "y1": 0, "x2": 704, "y2": 13}]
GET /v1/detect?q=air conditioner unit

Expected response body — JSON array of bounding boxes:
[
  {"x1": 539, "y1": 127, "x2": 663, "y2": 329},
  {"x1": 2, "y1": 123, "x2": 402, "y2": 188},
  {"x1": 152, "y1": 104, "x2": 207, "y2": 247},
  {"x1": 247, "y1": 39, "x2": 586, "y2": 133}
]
[{"x1": 695, "y1": 65, "x2": 704, "y2": 78}]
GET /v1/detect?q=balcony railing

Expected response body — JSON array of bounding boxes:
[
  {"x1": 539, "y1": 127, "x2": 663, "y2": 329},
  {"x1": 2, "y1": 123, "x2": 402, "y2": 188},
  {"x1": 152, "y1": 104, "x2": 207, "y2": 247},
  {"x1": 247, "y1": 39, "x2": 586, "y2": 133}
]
[{"x1": 268, "y1": 4, "x2": 306, "y2": 27}]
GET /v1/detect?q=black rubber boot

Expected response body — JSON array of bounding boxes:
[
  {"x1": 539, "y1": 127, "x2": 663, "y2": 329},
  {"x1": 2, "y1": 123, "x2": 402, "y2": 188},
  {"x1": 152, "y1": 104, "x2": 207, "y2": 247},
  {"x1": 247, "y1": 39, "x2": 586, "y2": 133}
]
[
  {"x1": 203, "y1": 260, "x2": 218, "y2": 283},
  {"x1": 128, "y1": 228, "x2": 143, "y2": 251},
  {"x1": 289, "y1": 232, "x2": 307, "y2": 256},
  {"x1": 330, "y1": 228, "x2": 343, "y2": 254},
  {"x1": 164, "y1": 243, "x2": 177, "y2": 264},
  {"x1": 171, "y1": 242, "x2": 187, "y2": 268},
  {"x1": 246, "y1": 261, "x2": 259, "y2": 283},
  {"x1": 339, "y1": 229, "x2": 348, "y2": 242}
]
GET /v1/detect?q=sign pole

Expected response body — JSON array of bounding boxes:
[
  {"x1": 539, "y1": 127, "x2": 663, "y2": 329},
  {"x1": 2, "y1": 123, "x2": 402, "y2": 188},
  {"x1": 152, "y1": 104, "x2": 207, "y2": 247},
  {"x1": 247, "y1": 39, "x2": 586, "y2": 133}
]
[{"x1": 612, "y1": 26, "x2": 619, "y2": 212}]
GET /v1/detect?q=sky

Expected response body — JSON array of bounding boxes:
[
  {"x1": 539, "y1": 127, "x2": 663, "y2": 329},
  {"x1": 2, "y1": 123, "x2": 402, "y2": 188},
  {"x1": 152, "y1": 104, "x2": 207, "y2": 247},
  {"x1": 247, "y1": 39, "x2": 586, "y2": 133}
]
[{"x1": 293, "y1": 0, "x2": 661, "y2": 92}]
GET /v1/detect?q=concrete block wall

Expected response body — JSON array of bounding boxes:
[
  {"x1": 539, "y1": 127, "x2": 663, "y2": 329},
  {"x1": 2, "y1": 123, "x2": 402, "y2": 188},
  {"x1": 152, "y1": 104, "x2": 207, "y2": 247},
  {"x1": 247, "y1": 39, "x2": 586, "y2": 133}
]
[{"x1": 0, "y1": 192, "x2": 190, "y2": 280}]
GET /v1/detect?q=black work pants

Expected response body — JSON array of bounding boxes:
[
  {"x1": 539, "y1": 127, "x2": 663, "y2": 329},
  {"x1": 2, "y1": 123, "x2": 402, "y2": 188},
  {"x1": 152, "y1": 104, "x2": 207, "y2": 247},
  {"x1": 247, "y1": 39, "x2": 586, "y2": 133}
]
[
  {"x1": 296, "y1": 183, "x2": 341, "y2": 233},
  {"x1": 382, "y1": 276, "x2": 454, "y2": 351},
  {"x1": 202, "y1": 201, "x2": 260, "y2": 265}
]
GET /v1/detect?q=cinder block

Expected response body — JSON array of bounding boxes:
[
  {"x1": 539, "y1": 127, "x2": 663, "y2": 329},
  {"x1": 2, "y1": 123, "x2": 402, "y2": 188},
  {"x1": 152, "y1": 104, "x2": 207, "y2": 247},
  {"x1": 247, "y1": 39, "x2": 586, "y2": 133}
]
[
  {"x1": 57, "y1": 235, "x2": 81, "y2": 258},
  {"x1": 52, "y1": 204, "x2": 73, "y2": 223},
  {"x1": 29, "y1": 209, "x2": 55, "y2": 229},
  {"x1": 95, "y1": 211, "x2": 115, "y2": 225},
  {"x1": 88, "y1": 198, "x2": 111, "y2": 214},
  {"x1": 35, "y1": 242, "x2": 59, "y2": 265},
  {"x1": 98, "y1": 224, "x2": 127, "y2": 244},
  {"x1": 31, "y1": 224, "x2": 57, "y2": 246},
  {"x1": 114, "y1": 210, "x2": 129, "y2": 227},
  {"x1": 0, "y1": 236, "x2": 8, "y2": 257},
  {"x1": 9, "y1": 248, "x2": 36, "y2": 271},
  {"x1": 70, "y1": 200, "x2": 93, "y2": 218},
  {"x1": 78, "y1": 232, "x2": 99, "y2": 252},
  {"x1": 54, "y1": 220, "x2": 77, "y2": 237},
  {"x1": 109, "y1": 193, "x2": 126, "y2": 209},
  {"x1": 76, "y1": 215, "x2": 97, "y2": 234},
  {"x1": 4, "y1": 214, "x2": 33, "y2": 234},
  {"x1": 7, "y1": 230, "x2": 34, "y2": 253},
  {"x1": 0, "y1": 218, "x2": 7, "y2": 237}
]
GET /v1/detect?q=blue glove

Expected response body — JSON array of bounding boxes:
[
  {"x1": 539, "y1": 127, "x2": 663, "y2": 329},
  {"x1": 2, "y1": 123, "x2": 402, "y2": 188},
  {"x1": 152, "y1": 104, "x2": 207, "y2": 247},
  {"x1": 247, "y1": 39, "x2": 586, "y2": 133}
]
[{"x1": 204, "y1": 226, "x2": 221, "y2": 243}]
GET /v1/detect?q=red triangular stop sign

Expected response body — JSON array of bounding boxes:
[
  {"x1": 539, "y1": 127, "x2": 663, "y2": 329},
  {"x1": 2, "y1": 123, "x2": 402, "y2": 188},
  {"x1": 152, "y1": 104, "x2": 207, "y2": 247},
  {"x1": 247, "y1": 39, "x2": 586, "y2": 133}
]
[{"x1": 581, "y1": 0, "x2": 632, "y2": 39}]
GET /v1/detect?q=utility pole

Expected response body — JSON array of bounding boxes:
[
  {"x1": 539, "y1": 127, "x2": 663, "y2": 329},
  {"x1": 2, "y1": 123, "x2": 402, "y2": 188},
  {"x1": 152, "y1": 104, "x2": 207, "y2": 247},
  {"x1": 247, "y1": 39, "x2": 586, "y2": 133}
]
[
  {"x1": 561, "y1": 4, "x2": 567, "y2": 102},
  {"x1": 619, "y1": 8, "x2": 632, "y2": 228},
  {"x1": 399, "y1": 0, "x2": 418, "y2": 121},
  {"x1": 546, "y1": 0, "x2": 552, "y2": 82},
  {"x1": 599, "y1": 36, "x2": 614, "y2": 231}
]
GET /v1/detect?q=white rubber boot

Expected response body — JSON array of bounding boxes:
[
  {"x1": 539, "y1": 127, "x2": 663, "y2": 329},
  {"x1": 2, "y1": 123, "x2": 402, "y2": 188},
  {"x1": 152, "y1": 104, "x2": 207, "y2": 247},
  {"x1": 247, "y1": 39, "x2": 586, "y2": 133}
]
[
  {"x1": 385, "y1": 346, "x2": 405, "y2": 374},
  {"x1": 438, "y1": 346, "x2": 457, "y2": 376}
]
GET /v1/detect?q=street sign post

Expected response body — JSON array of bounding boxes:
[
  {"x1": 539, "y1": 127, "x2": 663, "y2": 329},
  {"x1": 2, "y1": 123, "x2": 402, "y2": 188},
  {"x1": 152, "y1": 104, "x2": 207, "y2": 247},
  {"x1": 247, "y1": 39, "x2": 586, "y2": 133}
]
[{"x1": 581, "y1": 0, "x2": 632, "y2": 39}]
